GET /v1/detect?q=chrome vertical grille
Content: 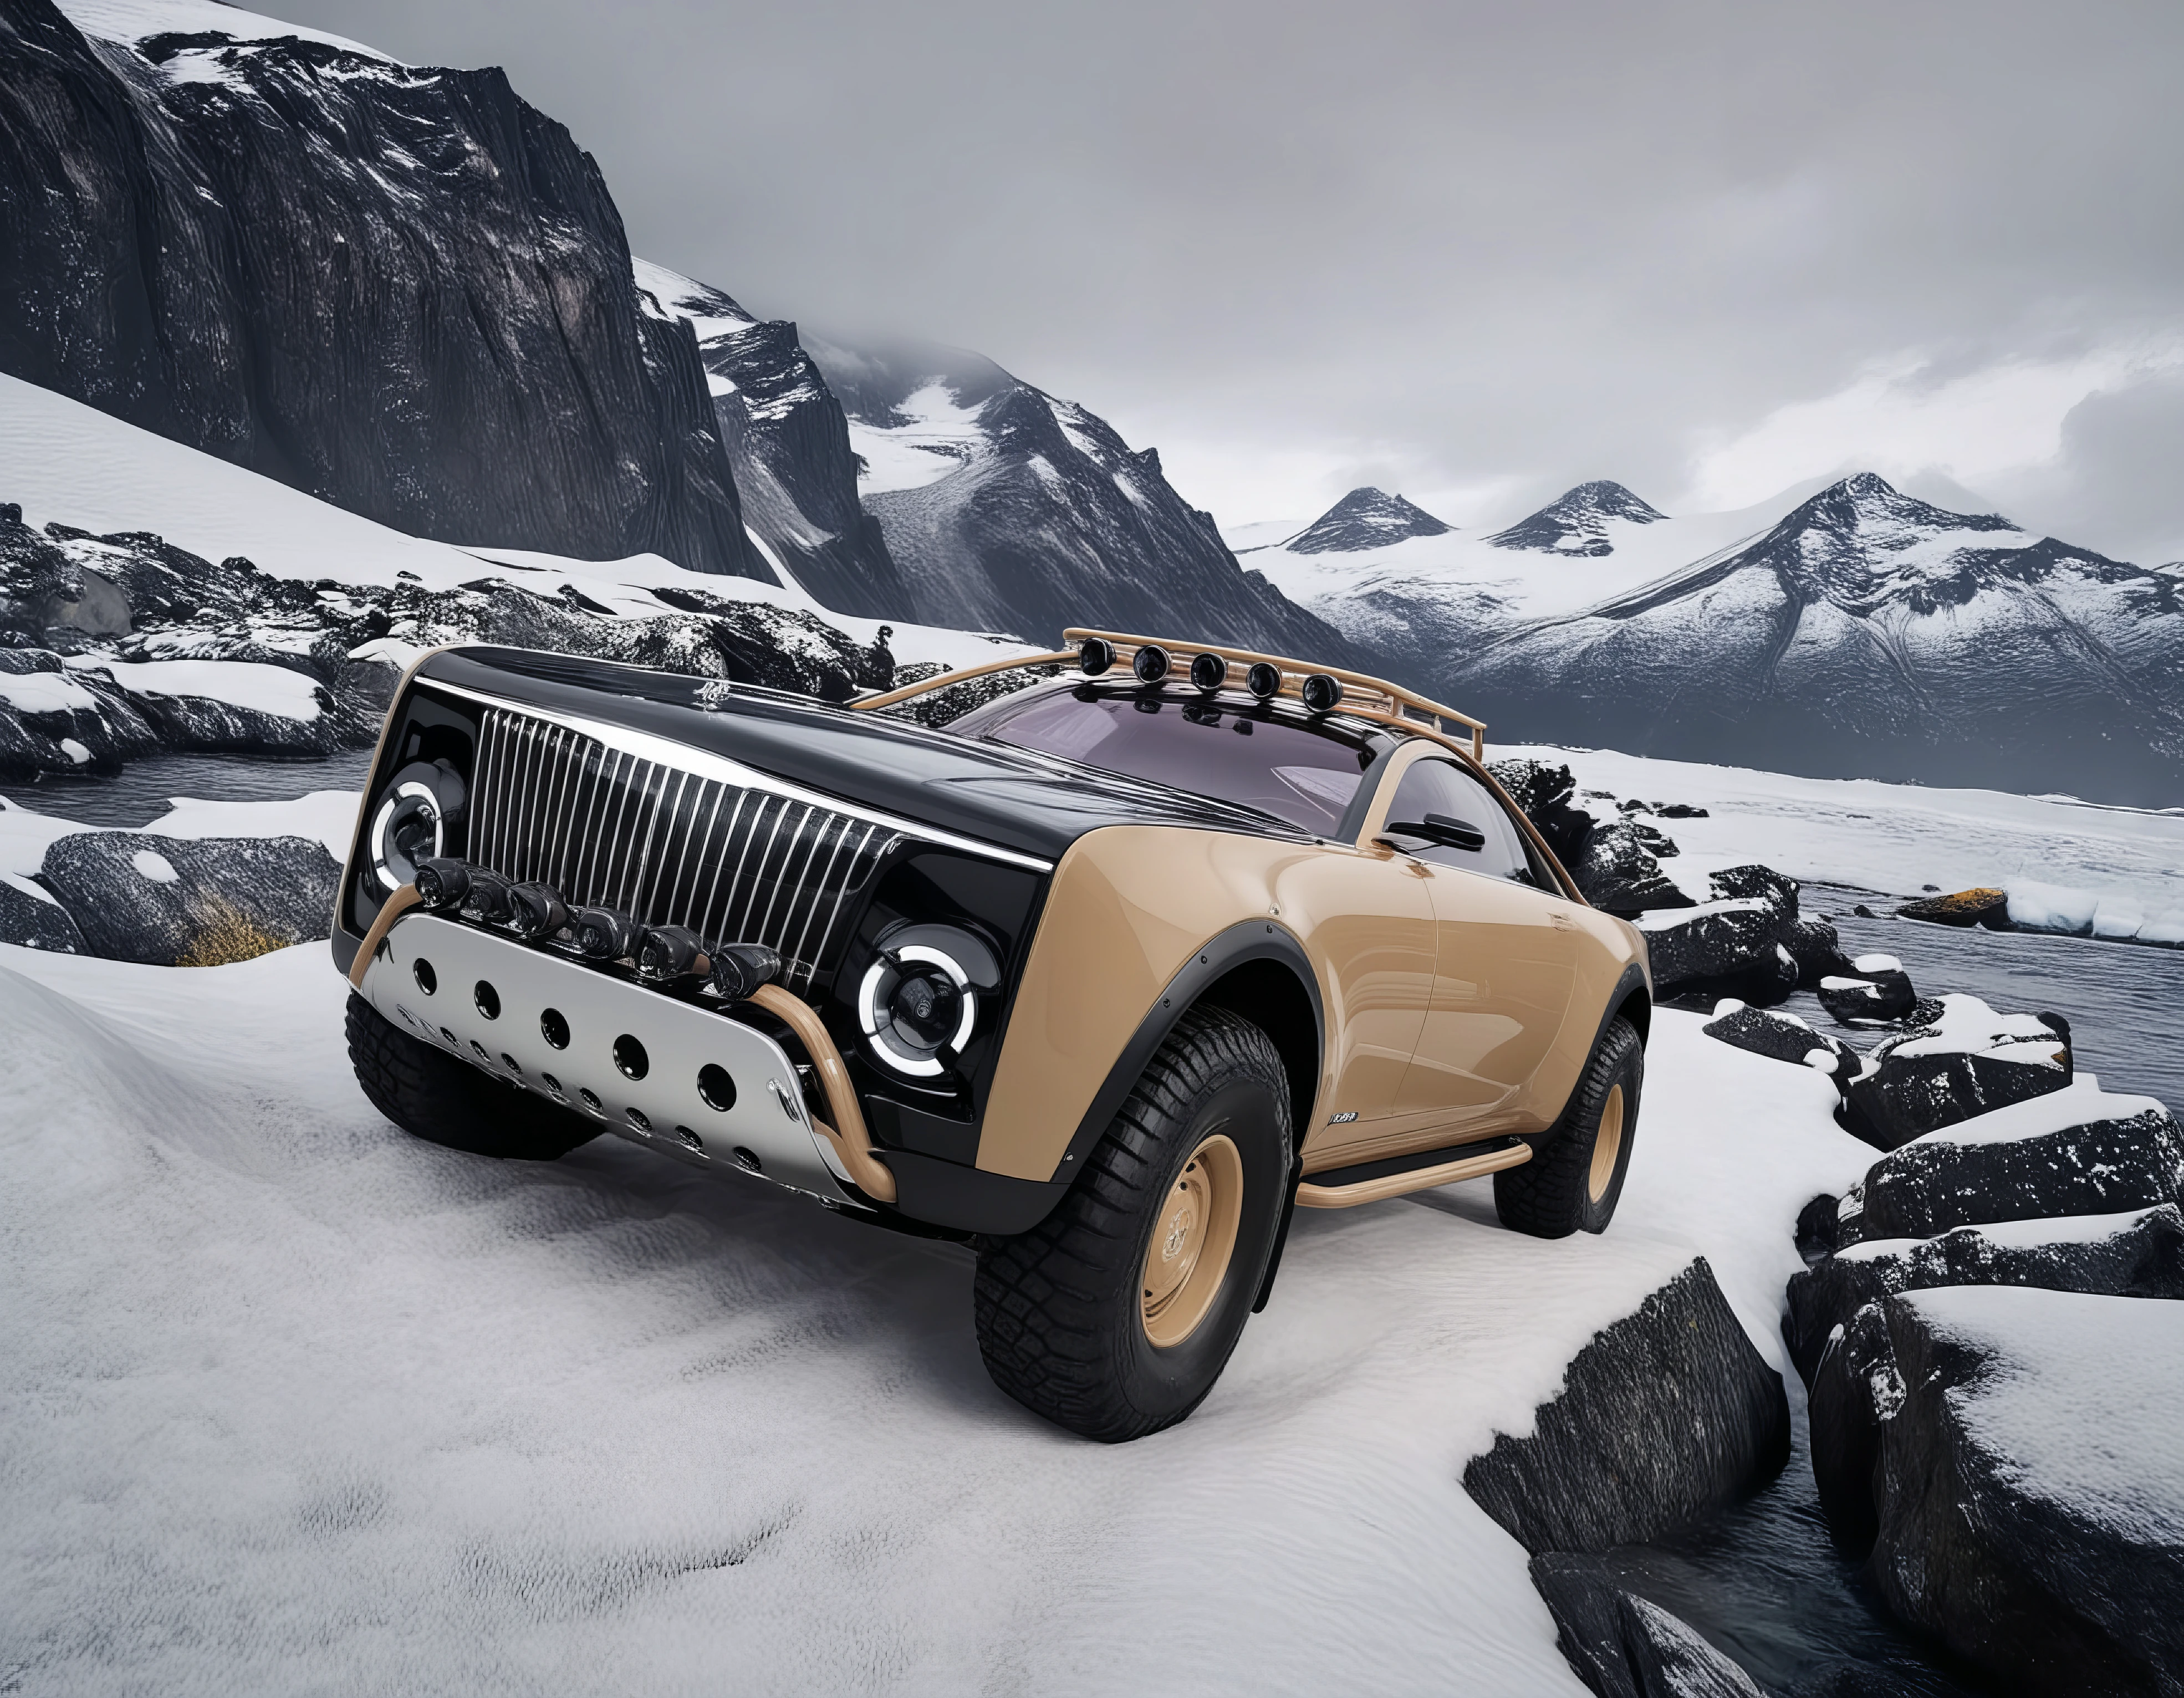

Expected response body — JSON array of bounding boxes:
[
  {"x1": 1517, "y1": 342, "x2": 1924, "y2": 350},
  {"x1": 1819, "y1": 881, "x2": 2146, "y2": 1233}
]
[{"x1": 465, "y1": 707, "x2": 901, "y2": 991}]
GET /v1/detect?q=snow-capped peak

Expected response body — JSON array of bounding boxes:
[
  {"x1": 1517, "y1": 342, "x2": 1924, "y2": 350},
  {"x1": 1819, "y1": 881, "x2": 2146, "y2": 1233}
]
[
  {"x1": 631, "y1": 259, "x2": 758, "y2": 345},
  {"x1": 1486, "y1": 480, "x2": 1667, "y2": 557},
  {"x1": 1282, "y1": 488, "x2": 1451, "y2": 555}
]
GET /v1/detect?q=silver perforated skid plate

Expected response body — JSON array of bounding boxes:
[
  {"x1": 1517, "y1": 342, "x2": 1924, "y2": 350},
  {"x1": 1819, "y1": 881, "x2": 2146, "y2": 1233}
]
[{"x1": 360, "y1": 913, "x2": 854, "y2": 1203}]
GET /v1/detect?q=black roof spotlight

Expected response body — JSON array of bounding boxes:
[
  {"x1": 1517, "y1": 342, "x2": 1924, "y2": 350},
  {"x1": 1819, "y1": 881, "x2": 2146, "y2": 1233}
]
[
  {"x1": 1132, "y1": 643, "x2": 1171, "y2": 684},
  {"x1": 1244, "y1": 661, "x2": 1282, "y2": 700},
  {"x1": 1078, "y1": 637, "x2": 1115, "y2": 676},
  {"x1": 707, "y1": 942, "x2": 783, "y2": 1002},
  {"x1": 458, "y1": 868, "x2": 514, "y2": 926},
  {"x1": 1189, "y1": 652, "x2": 1227, "y2": 692},
  {"x1": 635, "y1": 923, "x2": 707, "y2": 983},
  {"x1": 504, "y1": 880, "x2": 568, "y2": 941},
  {"x1": 413, "y1": 857, "x2": 470, "y2": 911},
  {"x1": 1299, "y1": 673, "x2": 1344, "y2": 714},
  {"x1": 569, "y1": 905, "x2": 639, "y2": 962}
]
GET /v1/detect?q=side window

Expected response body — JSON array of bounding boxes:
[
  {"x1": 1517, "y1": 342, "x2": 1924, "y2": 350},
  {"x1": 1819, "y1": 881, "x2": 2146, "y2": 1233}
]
[{"x1": 1384, "y1": 758, "x2": 1537, "y2": 884}]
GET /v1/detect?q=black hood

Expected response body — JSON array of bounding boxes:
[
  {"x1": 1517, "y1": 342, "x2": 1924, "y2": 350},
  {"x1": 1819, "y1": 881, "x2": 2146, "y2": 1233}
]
[{"x1": 415, "y1": 647, "x2": 1307, "y2": 861}]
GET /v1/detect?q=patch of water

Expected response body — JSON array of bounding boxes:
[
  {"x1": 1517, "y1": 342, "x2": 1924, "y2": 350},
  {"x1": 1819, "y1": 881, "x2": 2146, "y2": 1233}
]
[
  {"x1": 1792, "y1": 882, "x2": 2184, "y2": 1111},
  {"x1": 1, "y1": 749, "x2": 375, "y2": 827},
  {"x1": 1634, "y1": 888, "x2": 2181, "y2": 1695}
]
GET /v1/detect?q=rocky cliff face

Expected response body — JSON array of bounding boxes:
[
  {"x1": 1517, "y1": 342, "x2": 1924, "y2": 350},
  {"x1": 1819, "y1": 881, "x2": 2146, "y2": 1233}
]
[
  {"x1": 1457, "y1": 474, "x2": 2184, "y2": 802},
  {"x1": 0, "y1": 0, "x2": 763, "y2": 581},
  {"x1": 808, "y1": 337, "x2": 1360, "y2": 657},
  {"x1": 633, "y1": 262, "x2": 909, "y2": 618}
]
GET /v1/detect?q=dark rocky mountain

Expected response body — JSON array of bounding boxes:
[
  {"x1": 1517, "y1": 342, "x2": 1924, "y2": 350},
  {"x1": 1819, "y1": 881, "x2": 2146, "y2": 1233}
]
[
  {"x1": 805, "y1": 338, "x2": 1361, "y2": 657},
  {"x1": 0, "y1": 0, "x2": 764, "y2": 581},
  {"x1": 1450, "y1": 474, "x2": 2184, "y2": 802},
  {"x1": 1485, "y1": 480, "x2": 1667, "y2": 556},
  {"x1": 634, "y1": 263, "x2": 910, "y2": 619},
  {"x1": 1282, "y1": 487, "x2": 1450, "y2": 554}
]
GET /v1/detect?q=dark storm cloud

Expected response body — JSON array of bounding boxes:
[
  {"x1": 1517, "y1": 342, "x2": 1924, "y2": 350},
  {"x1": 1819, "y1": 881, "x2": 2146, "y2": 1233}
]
[{"x1": 278, "y1": 0, "x2": 2184, "y2": 552}]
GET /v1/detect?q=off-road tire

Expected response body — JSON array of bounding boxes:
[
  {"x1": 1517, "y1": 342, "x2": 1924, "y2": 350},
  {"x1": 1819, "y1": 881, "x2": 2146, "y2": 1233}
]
[
  {"x1": 345, "y1": 992, "x2": 600, "y2": 1161},
  {"x1": 1494, "y1": 1015, "x2": 1642, "y2": 1238},
  {"x1": 973, "y1": 1006, "x2": 1291, "y2": 1442}
]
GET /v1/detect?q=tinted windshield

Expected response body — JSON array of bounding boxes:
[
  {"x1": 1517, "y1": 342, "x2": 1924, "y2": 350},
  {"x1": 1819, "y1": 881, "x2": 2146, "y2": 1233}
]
[{"x1": 950, "y1": 685, "x2": 1376, "y2": 835}]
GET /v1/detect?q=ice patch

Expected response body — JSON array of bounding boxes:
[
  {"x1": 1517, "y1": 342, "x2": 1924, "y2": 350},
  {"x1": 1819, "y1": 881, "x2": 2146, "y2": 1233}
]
[{"x1": 59, "y1": 738, "x2": 93, "y2": 765}]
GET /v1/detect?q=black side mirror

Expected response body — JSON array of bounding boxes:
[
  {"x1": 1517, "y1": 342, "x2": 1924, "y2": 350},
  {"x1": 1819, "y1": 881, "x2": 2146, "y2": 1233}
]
[{"x1": 1381, "y1": 813, "x2": 1487, "y2": 852}]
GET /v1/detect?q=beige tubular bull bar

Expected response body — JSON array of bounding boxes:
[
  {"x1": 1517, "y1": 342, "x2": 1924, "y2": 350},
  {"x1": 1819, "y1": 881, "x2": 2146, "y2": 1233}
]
[{"x1": 848, "y1": 628, "x2": 1488, "y2": 762}]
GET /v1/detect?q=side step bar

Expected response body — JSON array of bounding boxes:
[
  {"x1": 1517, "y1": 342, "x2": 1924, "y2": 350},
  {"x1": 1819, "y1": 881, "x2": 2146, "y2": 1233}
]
[{"x1": 1295, "y1": 1135, "x2": 1532, "y2": 1209}]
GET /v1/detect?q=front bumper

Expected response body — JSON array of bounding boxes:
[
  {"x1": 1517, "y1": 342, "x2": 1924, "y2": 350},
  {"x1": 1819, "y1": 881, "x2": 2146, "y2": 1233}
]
[{"x1": 356, "y1": 912, "x2": 858, "y2": 1205}]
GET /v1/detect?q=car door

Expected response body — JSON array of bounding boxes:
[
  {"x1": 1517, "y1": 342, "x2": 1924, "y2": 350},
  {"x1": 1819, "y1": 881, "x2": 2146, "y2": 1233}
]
[
  {"x1": 1284, "y1": 842, "x2": 1438, "y2": 1153},
  {"x1": 1382, "y1": 753, "x2": 1582, "y2": 1133}
]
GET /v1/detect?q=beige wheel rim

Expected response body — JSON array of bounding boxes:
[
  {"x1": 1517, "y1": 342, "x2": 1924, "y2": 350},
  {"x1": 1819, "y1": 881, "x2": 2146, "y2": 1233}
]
[
  {"x1": 1588, "y1": 1083, "x2": 1626, "y2": 1205},
  {"x1": 1140, "y1": 1133, "x2": 1244, "y2": 1348}
]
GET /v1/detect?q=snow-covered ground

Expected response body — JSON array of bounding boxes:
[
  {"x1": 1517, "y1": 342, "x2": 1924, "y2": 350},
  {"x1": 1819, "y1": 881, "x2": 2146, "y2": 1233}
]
[
  {"x1": 1501, "y1": 742, "x2": 2184, "y2": 927},
  {"x1": 0, "y1": 934, "x2": 1870, "y2": 1694}
]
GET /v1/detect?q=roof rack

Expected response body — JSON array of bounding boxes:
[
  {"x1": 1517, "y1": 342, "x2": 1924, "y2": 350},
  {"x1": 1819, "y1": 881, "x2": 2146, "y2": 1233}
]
[{"x1": 847, "y1": 628, "x2": 1487, "y2": 761}]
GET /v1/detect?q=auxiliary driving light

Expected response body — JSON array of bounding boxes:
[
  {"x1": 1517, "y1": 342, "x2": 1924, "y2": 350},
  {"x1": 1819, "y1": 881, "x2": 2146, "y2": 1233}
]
[
  {"x1": 635, "y1": 923, "x2": 707, "y2": 983},
  {"x1": 1132, "y1": 643, "x2": 1171, "y2": 684},
  {"x1": 1189, "y1": 652, "x2": 1227, "y2": 692},
  {"x1": 413, "y1": 857, "x2": 470, "y2": 910},
  {"x1": 569, "y1": 905, "x2": 638, "y2": 961},
  {"x1": 505, "y1": 880, "x2": 568, "y2": 940},
  {"x1": 707, "y1": 942, "x2": 783, "y2": 1002},
  {"x1": 458, "y1": 869, "x2": 514, "y2": 925},
  {"x1": 1299, "y1": 672, "x2": 1344, "y2": 714},
  {"x1": 1078, "y1": 637, "x2": 1115, "y2": 676},
  {"x1": 1245, "y1": 662, "x2": 1282, "y2": 700}
]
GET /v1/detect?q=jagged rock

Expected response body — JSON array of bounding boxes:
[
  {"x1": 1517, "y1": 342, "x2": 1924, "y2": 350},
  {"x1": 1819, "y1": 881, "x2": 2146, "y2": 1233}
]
[
  {"x1": 1652, "y1": 803, "x2": 1708, "y2": 820},
  {"x1": 1896, "y1": 887, "x2": 2012, "y2": 929},
  {"x1": 1836, "y1": 995, "x2": 2073, "y2": 1150},
  {"x1": 69, "y1": 661, "x2": 349, "y2": 759},
  {"x1": 1797, "y1": 1192, "x2": 1848, "y2": 1261},
  {"x1": 1785, "y1": 1204, "x2": 2184, "y2": 1386},
  {"x1": 35, "y1": 832, "x2": 341, "y2": 965},
  {"x1": 1528, "y1": 1553, "x2": 1765, "y2": 1698},
  {"x1": 0, "y1": 2, "x2": 759, "y2": 580},
  {"x1": 0, "y1": 648, "x2": 161, "y2": 774},
  {"x1": 1462, "y1": 1260, "x2": 1789, "y2": 1552},
  {"x1": 1701, "y1": 1002, "x2": 1855, "y2": 1083},
  {"x1": 1486, "y1": 757, "x2": 1596, "y2": 867},
  {"x1": 1808, "y1": 1287, "x2": 2184, "y2": 1696},
  {"x1": 1839, "y1": 1080, "x2": 2184, "y2": 1245},
  {"x1": 1779, "y1": 915, "x2": 1852, "y2": 987},
  {"x1": 1816, "y1": 955, "x2": 1921, "y2": 1026},
  {"x1": 1570, "y1": 817, "x2": 1690, "y2": 914},
  {"x1": 1635, "y1": 900, "x2": 1795, "y2": 1004},
  {"x1": 0, "y1": 872, "x2": 86, "y2": 952}
]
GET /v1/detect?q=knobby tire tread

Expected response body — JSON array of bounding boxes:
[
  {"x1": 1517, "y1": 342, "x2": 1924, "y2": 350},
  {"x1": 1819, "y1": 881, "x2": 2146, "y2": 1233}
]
[{"x1": 973, "y1": 1005, "x2": 1288, "y2": 1440}]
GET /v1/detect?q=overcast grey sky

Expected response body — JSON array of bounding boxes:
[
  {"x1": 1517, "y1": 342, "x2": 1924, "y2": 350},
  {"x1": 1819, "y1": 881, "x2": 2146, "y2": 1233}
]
[{"x1": 281, "y1": 0, "x2": 2184, "y2": 559}]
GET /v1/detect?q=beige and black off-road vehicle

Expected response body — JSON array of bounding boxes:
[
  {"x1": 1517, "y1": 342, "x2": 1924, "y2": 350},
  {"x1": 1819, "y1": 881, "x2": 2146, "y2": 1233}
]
[{"x1": 335, "y1": 630, "x2": 1651, "y2": 1440}]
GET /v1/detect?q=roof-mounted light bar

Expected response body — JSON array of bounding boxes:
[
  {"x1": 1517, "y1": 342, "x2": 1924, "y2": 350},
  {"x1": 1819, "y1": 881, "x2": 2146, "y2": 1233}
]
[{"x1": 844, "y1": 627, "x2": 1488, "y2": 760}]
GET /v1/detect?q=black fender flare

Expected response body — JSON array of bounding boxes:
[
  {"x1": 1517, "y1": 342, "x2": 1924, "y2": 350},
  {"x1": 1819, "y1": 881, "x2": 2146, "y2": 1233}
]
[
  {"x1": 1534, "y1": 960, "x2": 1651, "y2": 1144},
  {"x1": 1047, "y1": 917, "x2": 1325, "y2": 1185}
]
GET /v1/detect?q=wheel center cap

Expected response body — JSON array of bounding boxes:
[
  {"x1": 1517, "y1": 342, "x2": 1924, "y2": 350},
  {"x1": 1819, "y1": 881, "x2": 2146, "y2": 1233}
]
[{"x1": 1162, "y1": 1207, "x2": 1195, "y2": 1261}]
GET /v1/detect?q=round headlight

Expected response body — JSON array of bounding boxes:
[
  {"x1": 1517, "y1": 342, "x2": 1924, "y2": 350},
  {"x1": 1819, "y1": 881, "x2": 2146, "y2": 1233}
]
[
  {"x1": 371, "y1": 779, "x2": 443, "y2": 893},
  {"x1": 859, "y1": 943, "x2": 980, "y2": 1077},
  {"x1": 1131, "y1": 644, "x2": 1172, "y2": 685},
  {"x1": 1189, "y1": 652, "x2": 1227, "y2": 692},
  {"x1": 1299, "y1": 672, "x2": 1344, "y2": 714},
  {"x1": 1078, "y1": 637, "x2": 1116, "y2": 676},
  {"x1": 1244, "y1": 662, "x2": 1282, "y2": 700}
]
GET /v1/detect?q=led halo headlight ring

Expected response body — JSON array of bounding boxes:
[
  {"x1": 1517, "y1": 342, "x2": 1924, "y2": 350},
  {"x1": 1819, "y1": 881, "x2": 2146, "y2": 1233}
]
[
  {"x1": 858, "y1": 944, "x2": 979, "y2": 1077},
  {"x1": 370, "y1": 780, "x2": 445, "y2": 894}
]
